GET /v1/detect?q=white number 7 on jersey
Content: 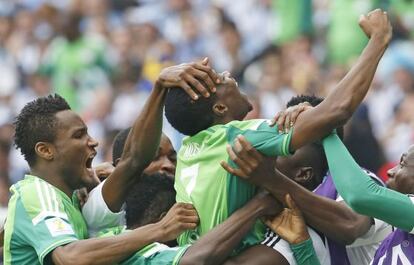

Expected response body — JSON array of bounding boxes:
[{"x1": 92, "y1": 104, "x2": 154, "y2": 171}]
[{"x1": 181, "y1": 164, "x2": 199, "y2": 196}]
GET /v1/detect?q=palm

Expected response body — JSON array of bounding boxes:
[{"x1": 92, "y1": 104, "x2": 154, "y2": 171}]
[{"x1": 266, "y1": 194, "x2": 309, "y2": 245}]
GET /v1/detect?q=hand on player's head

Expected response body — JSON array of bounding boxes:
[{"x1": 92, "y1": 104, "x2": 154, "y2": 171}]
[
  {"x1": 359, "y1": 9, "x2": 392, "y2": 44},
  {"x1": 156, "y1": 203, "x2": 199, "y2": 242},
  {"x1": 157, "y1": 58, "x2": 220, "y2": 100}
]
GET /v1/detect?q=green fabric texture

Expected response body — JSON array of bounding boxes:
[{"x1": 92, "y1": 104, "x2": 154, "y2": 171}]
[
  {"x1": 290, "y1": 238, "x2": 321, "y2": 265},
  {"x1": 323, "y1": 134, "x2": 414, "y2": 232},
  {"x1": 3, "y1": 175, "x2": 88, "y2": 265},
  {"x1": 175, "y1": 119, "x2": 292, "y2": 253}
]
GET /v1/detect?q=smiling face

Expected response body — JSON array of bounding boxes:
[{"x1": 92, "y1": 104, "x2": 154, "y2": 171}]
[
  {"x1": 52, "y1": 110, "x2": 99, "y2": 191},
  {"x1": 386, "y1": 146, "x2": 414, "y2": 194}
]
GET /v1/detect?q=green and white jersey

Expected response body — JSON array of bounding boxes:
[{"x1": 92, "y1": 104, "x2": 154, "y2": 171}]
[
  {"x1": 175, "y1": 119, "x2": 292, "y2": 252},
  {"x1": 98, "y1": 226, "x2": 190, "y2": 265},
  {"x1": 3, "y1": 175, "x2": 88, "y2": 265}
]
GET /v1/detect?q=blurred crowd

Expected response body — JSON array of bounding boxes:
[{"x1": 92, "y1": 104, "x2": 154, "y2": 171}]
[{"x1": 0, "y1": 0, "x2": 414, "y2": 217}]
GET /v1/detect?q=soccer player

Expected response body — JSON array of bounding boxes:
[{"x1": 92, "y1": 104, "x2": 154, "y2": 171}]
[
  {"x1": 322, "y1": 126, "x2": 414, "y2": 263},
  {"x1": 3, "y1": 58, "x2": 218, "y2": 264},
  {"x1": 164, "y1": 8, "x2": 392, "y2": 251},
  {"x1": 273, "y1": 95, "x2": 391, "y2": 265},
  {"x1": 83, "y1": 130, "x2": 177, "y2": 236}
]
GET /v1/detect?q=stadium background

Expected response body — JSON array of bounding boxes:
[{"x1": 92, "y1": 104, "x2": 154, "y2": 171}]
[{"x1": 0, "y1": 0, "x2": 413, "y2": 250}]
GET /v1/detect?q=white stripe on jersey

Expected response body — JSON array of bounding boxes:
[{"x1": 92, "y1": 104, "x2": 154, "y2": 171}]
[
  {"x1": 262, "y1": 227, "x2": 330, "y2": 265},
  {"x1": 35, "y1": 178, "x2": 47, "y2": 212},
  {"x1": 43, "y1": 182, "x2": 54, "y2": 212}
]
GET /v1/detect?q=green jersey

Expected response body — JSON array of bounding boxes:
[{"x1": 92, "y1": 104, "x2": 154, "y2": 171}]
[
  {"x1": 98, "y1": 226, "x2": 190, "y2": 265},
  {"x1": 175, "y1": 119, "x2": 292, "y2": 251},
  {"x1": 3, "y1": 175, "x2": 88, "y2": 265}
]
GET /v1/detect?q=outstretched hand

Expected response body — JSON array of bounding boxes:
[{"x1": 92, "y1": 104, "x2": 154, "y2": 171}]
[
  {"x1": 156, "y1": 58, "x2": 220, "y2": 100},
  {"x1": 265, "y1": 194, "x2": 309, "y2": 245}
]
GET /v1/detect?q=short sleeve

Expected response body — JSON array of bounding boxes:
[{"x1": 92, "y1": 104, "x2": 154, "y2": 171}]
[
  {"x1": 82, "y1": 180, "x2": 126, "y2": 237},
  {"x1": 121, "y1": 243, "x2": 190, "y2": 265},
  {"x1": 15, "y1": 199, "x2": 78, "y2": 264},
  {"x1": 227, "y1": 121, "x2": 293, "y2": 157}
]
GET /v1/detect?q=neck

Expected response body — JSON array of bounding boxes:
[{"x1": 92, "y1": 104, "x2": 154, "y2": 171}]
[
  {"x1": 31, "y1": 164, "x2": 73, "y2": 198},
  {"x1": 212, "y1": 115, "x2": 234, "y2": 126}
]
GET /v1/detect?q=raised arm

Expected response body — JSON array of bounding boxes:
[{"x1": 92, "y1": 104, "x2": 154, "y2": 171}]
[
  {"x1": 285, "y1": 9, "x2": 392, "y2": 151},
  {"x1": 323, "y1": 133, "x2": 414, "y2": 232},
  {"x1": 179, "y1": 192, "x2": 282, "y2": 265},
  {"x1": 51, "y1": 203, "x2": 198, "y2": 265},
  {"x1": 222, "y1": 136, "x2": 371, "y2": 245},
  {"x1": 103, "y1": 60, "x2": 220, "y2": 211}
]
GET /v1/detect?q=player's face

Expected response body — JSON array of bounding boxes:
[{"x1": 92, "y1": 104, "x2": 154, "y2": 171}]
[
  {"x1": 276, "y1": 145, "x2": 323, "y2": 191},
  {"x1": 53, "y1": 110, "x2": 99, "y2": 190},
  {"x1": 143, "y1": 135, "x2": 176, "y2": 179},
  {"x1": 215, "y1": 72, "x2": 253, "y2": 121},
  {"x1": 386, "y1": 146, "x2": 414, "y2": 194}
]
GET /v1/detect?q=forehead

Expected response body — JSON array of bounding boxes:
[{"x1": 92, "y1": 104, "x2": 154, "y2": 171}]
[
  {"x1": 216, "y1": 74, "x2": 238, "y2": 97},
  {"x1": 160, "y1": 135, "x2": 174, "y2": 152},
  {"x1": 54, "y1": 110, "x2": 86, "y2": 131}
]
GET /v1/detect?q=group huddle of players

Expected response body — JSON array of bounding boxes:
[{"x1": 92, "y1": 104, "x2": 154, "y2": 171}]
[{"x1": 3, "y1": 8, "x2": 414, "y2": 265}]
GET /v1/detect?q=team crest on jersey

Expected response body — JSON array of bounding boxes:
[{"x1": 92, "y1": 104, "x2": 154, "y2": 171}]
[
  {"x1": 183, "y1": 143, "x2": 201, "y2": 158},
  {"x1": 45, "y1": 217, "x2": 74, "y2": 237}
]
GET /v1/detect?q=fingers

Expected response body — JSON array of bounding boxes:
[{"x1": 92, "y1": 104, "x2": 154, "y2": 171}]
[
  {"x1": 270, "y1": 111, "x2": 281, "y2": 127},
  {"x1": 178, "y1": 79, "x2": 199, "y2": 100},
  {"x1": 193, "y1": 60, "x2": 221, "y2": 87},
  {"x1": 276, "y1": 111, "x2": 287, "y2": 133},
  {"x1": 237, "y1": 136, "x2": 263, "y2": 161},
  {"x1": 184, "y1": 73, "x2": 211, "y2": 98},
  {"x1": 285, "y1": 194, "x2": 301, "y2": 216},
  {"x1": 226, "y1": 144, "x2": 253, "y2": 175},
  {"x1": 220, "y1": 160, "x2": 246, "y2": 178}
]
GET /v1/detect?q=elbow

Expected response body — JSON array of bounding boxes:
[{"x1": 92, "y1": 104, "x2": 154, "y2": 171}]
[{"x1": 331, "y1": 103, "x2": 353, "y2": 127}]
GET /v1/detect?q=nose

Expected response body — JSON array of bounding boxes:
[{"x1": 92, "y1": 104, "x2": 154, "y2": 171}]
[
  {"x1": 161, "y1": 157, "x2": 176, "y2": 176},
  {"x1": 88, "y1": 136, "x2": 99, "y2": 148},
  {"x1": 387, "y1": 166, "x2": 397, "y2": 179}
]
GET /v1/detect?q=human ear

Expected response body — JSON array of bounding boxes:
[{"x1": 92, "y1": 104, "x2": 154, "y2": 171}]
[
  {"x1": 212, "y1": 103, "x2": 228, "y2": 116},
  {"x1": 34, "y1": 142, "x2": 54, "y2": 161}
]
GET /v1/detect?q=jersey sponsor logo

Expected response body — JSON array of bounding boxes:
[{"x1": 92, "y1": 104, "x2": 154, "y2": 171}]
[
  {"x1": 183, "y1": 143, "x2": 201, "y2": 158},
  {"x1": 45, "y1": 217, "x2": 75, "y2": 237}
]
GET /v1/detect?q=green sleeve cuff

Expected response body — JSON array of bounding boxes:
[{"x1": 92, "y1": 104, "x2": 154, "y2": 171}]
[{"x1": 290, "y1": 238, "x2": 321, "y2": 265}]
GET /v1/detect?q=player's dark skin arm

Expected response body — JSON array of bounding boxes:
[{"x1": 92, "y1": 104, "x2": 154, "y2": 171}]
[
  {"x1": 180, "y1": 193, "x2": 283, "y2": 265},
  {"x1": 276, "y1": 10, "x2": 392, "y2": 152},
  {"x1": 103, "y1": 59, "x2": 220, "y2": 212},
  {"x1": 223, "y1": 136, "x2": 372, "y2": 245},
  {"x1": 49, "y1": 203, "x2": 198, "y2": 265}
]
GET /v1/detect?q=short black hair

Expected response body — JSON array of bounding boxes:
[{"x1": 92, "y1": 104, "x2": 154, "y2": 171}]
[
  {"x1": 112, "y1": 127, "x2": 131, "y2": 165},
  {"x1": 14, "y1": 94, "x2": 71, "y2": 166},
  {"x1": 286, "y1": 94, "x2": 344, "y2": 140},
  {"x1": 165, "y1": 88, "x2": 217, "y2": 136},
  {"x1": 125, "y1": 173, "x2": 176, "y2": 229}
]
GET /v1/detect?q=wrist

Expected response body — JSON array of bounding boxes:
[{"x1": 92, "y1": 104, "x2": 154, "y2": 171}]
[
  {"x1": 289, "y1": 232, "x2": 310, "y2": 245},
  {"x1": 370, "y1": 34, "x2": 390, "y2": 48}
]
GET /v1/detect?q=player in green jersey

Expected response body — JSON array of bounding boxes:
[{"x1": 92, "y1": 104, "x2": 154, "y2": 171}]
[
  {"x1": 4, "y1": 59, "x2": 220, "y2": 264},
  {"x1": 164, "y1": 8, "x2": 392, "y2": 251}
]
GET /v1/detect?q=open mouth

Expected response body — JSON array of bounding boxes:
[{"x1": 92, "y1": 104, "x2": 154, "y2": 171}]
[{"x1": 85, "y1": 152, "x2": 96, "y2": 170}]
